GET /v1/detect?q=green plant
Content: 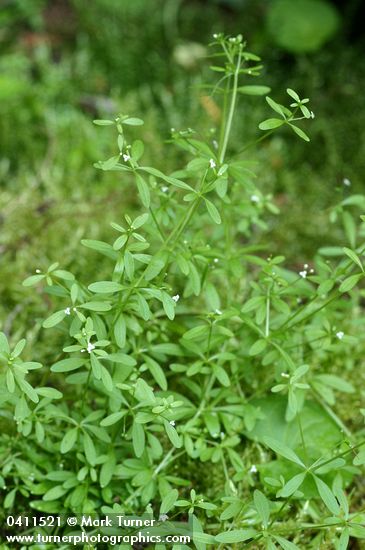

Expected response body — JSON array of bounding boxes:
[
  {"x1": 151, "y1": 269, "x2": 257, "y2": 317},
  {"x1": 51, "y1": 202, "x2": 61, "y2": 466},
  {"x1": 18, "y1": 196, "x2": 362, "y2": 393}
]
[{"x1": 1, "y1": 34, "x2": 365, "y2": 548}]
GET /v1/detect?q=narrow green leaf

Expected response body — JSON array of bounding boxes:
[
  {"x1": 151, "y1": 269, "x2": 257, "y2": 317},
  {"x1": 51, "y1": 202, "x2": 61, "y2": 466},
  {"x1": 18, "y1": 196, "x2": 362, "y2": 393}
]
[
  {"x1": 23, "y1": 274, "x2": 45, "y2": 287},
  {"x1": 161, "y1": 292, "x2": 176, "y2": 320},
  {"x1": 205, "y1": 199, "x2": 221, "y2": 224},
  {"x1": 314, "y1": 476, "x2": 340, "y2": 515},
  {"x1": 274, "y1": 535, "x2": 300, "y2": 550},
  {"x1": 114, "y1": 314, "x2": 126, "y2": 348},
  {"x1": 93, "y1": 119, "x2": 114, "y2": 126},
  {"x1": 123, "y1": 117, "x2": 144, "y2": 126},
  {"x1": 42, "y1": 310, "x2": 66, "y2": 328},
  {"x1": 339, "y1": 273, "x2": 362, "y2": 293},
  {"x1": 254, "y1": 490, "x2": 270, "y2": 528},
  {"x1": 278, "y1": 472, "x2": 306, "y2": 498},
  {"x1": 238, "y1": 85, "x2": 271, "y2": 95},
  {"x1": 215, "y1": 529, "x2": 257, "y2": 543},
  {"x1": 100, "y1": 411, "x2": 126, "y2": 427},
  {"x1": 101, "y1": 365, "x2": 113, "y2": 392},
  {"x1": 88, "y1": 281, "x2": 123, "y2": 293},
  {"x1": 43, "y1": 485, "x2": 68, "y2": 501},
  {"x1": 60, "y1": 427, "x2": 78, "y2": 453},
  {"x1": 343, "y1": 247, "x2": 363, "y2": 271},
  {"x1": 79, "y1": 302, "x2": 112, "y2": 312},
  {"x1": 263, "y1": 437, "x2": 305, "y2": 467},
  {"x1": 83, "y1": 432, "x2": 97, "y2": 465},
  {"x1": 136, "y1": 174, "x2": 150, "y2": 208},
  {"x1": 36, "y1": 387, "x2": 63, "y2": 399},
  {"x1": 249, "y1": 339, "x2": 267, "y2": 356},
  {"x1": 160, "y1": 489, "x2": 179, "y2": 514},
  {"x1": 259, "y1": 118, "x2": 285, "y2": 130},
  {"x1": 51, "y1": 358, "x2": 85, "y2": 373},
  {"x1": 132, "y1": 422, "x2": 145, "y2": 457},
  {"x1": 290, "y1": 124, "x2": 310, "y2": 142},
  {"x1": 164, "y1": 420, "x2": 182, "y2": 448}
]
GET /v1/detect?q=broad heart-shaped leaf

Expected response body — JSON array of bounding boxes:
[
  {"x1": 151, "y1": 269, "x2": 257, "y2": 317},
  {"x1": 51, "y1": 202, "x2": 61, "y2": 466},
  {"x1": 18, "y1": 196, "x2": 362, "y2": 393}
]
[
  {"x1": 247, "y1": 396, "x2": 342, "y2": 459},
  {"x1": 267, "y1": 0, "x2": 340, "y2": 54}
]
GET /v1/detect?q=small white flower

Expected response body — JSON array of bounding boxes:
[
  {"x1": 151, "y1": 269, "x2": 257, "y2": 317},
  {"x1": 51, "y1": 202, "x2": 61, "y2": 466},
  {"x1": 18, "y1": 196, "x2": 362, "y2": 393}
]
[
  {"x1": 304, "y1": 263, "x2": 309, "y2": 269},
  {"x1": 336, "y1": 331, "x2": 344, "y2": 340},
  {"x1": 161, "y1": 186, "x2": 168, "y2": 193},
  {"x1": 213, "y1": 258, "x2": 219, "y2": 263},
  {"x1": 159, "y1": 514, "x2": 169, "y2": 522},
  {"x1": 213, "y1": 33, "x2": 218, "y2": 39},
  {"x1": 172, "y1": 294, "x2": 180, "y2": 303},
  {"x1": 250, "y1": 465, "x2": 257, "y2": 473},
  {"x1": 251, "y1": 194, "x2": 260, "y2": 203},
  {"x1": 299, "y1": 270, "x2": 307, "y2": 278},
  {"x1": 281, "y1": 372, "x2": 290, "y2": 378},
  {"x1": 64, "y1": 307, "x2": 71, "y2": 315},
  {"x1": 209, "y1": 158, "x2": 216, "y2": 169},
  {"x1": 81, "y1": 349, "x2": 85, "y2": 353},
  {"x1": 170, "y1": 127, "x2": 175, "y2": 132},
  {"x1": 215, "y1": 309, "x2": 222, "y2": 315},
  {"x1": 35, "y1": 269, "x2": 41, "y2": 274},
  {"x1": 343, "y1": 178, "x2": 351, "y2": 186},
  {"x1": 169, "y1": 420, "x2": 176, "y2": 426},
  {"x1": 87, "y1": 342, "x2": 96, "y2": 353},
  {"x1": 309, "y1": 268, "x2": 314, "y2": 274},
  {"x1": 122, "y1": 153, "x2": 130, "y2": 162},
  {"x1": 73, "y1": 307, "x2": 77, "y2": 312}
]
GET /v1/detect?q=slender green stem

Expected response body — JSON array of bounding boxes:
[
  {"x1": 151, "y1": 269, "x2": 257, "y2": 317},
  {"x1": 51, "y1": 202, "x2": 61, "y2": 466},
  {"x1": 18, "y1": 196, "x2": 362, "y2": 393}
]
[
  {"x1": 219, "y1": 48, "x2": 242, "y2": 164},
  {"x1": 265, "y1": 286, "x2": 271, "y2": 338}
]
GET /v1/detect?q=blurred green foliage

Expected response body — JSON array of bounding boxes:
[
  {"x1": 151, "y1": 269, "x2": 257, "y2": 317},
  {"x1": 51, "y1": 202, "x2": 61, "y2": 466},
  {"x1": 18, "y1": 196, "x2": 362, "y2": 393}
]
[{"x1": 0, "y1": 0, "x2": 364, "y2": 324}]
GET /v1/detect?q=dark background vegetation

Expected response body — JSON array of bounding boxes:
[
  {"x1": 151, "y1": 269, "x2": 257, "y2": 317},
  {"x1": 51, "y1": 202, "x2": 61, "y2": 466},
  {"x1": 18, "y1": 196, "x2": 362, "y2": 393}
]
[{"x1": 1, "y1": 0, "x2": 364, "y2": 337}]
